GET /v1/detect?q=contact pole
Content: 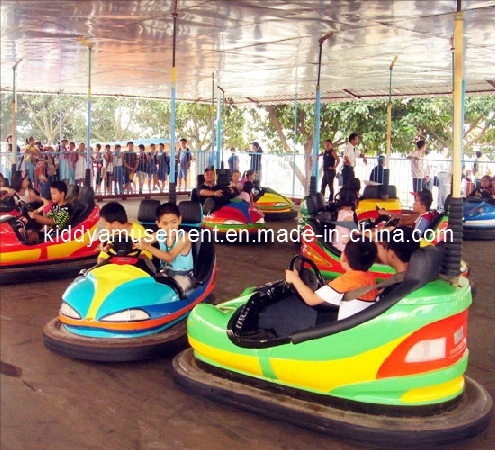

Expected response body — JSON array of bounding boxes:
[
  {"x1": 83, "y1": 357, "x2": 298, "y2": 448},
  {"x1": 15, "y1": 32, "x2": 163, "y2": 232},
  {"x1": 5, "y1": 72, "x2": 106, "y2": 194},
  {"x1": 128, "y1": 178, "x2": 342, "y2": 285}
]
[
  {"x1": 383, "y1": 55, "x2": 398, "y2": 200},
  {"x1": 210, "y1": 72, "x2": 215, "y2": 168},
  {"x1": 292, "y1": 94, "x2": 298, "y2": 198},
  {"x1": 11, "y1": 59, "x2": 22, "y2": 177},
  {"x1": 78, "y1": 36, "x2": 92, "y2": 187},
  {"x1": 216, "y1": 87, "x2": 223, "y2": 169},
  {"x1": 311, "y1": 33, "x2": 333, "y2": 195},
  {"x1": 169, "y1": 1, "x2": 179, "y2": 204}
]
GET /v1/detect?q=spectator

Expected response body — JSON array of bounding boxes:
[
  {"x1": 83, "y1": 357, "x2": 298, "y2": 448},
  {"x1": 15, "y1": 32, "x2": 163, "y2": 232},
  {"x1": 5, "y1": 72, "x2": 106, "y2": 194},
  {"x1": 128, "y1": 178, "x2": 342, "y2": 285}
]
[
  {"x1": 227, "y1": 148, "x2": 240, "y2": 172},
  {"x1": 341, "y1": 133, "x2": 367, "y2": 187},
  {"x1": 177, "y1": 138, "x2": 191, "y2": 191},
  {"x1": 407, "y1": 140, "x2": 427, "y2": 193},
  {"x1": 157, "y1": 142, "x2": 170, "y2": 193},
  {"x1": 249, "y1": 142, "x2": 263, "y2": 181},
  {"x1": 436, "y1": 147, "x2": 452, "y2": 212},
  {"x1": 113, "y1": 144, "x2": 124, "y2": 195},
  {"x1": 369, "y1": 155, "x2": 385, "y2": 184},
  {"x1": 318, "y1": 139, "x2": 340, "y2": 202},
  {"x1": 123, "y1": 141, "x2": 138, "y2": 194}
]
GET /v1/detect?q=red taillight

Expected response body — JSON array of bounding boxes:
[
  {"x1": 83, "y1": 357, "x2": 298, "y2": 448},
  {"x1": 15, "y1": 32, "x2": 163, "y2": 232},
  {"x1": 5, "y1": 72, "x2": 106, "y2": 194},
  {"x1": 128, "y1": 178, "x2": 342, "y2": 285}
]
[{"x1": 377, "y1": 310, "x2": 468, "y2": 378}]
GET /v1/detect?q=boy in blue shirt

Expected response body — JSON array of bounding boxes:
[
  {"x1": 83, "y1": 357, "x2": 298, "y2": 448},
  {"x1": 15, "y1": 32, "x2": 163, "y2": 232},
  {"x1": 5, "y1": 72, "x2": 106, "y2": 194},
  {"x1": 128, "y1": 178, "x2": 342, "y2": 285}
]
[{"x1": 135, "y1": 202, "x2": 194, "y2": 292}]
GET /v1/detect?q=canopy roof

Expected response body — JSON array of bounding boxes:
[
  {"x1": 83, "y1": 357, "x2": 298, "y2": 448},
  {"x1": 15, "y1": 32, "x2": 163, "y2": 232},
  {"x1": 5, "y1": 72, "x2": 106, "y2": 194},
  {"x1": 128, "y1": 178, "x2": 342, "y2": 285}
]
[{"x1": 1, "y1": 0, "x2": 494, "y2": 104}]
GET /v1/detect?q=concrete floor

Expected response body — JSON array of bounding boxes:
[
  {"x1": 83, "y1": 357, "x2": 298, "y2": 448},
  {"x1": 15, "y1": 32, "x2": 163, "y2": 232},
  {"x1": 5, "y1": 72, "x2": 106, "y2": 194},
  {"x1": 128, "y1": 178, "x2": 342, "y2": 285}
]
[{"x1": 1, "y1": 199, "x2": 494, "y2": 450}]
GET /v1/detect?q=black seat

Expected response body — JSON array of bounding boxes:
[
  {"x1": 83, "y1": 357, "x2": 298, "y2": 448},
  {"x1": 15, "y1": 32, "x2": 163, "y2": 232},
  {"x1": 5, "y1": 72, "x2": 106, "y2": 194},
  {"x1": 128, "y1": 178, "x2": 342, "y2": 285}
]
[
  {"x1": 68, "y1": 186, "x2": 95, "y2": 227},
  {"x1": 138, "y1": 199, "x2": 160, "y2": 230},
  {"x1": 0, "y1": 196, "x2": 16, "y2": 213},
  {"x1": 360, "y1": 185, "x2": 398, "y2": 200},
  {"x1": 316, "y1": 193, "x2": 326, "y2": 212},
  {"x1": 216, "y1": 173, "x2": 230, "y2": 187},
  {"x1": 178, "y1": 201, "x2": 213, "y2": 285},
  {"x1": 305, "y1": 195, "x2": 319, "y2": 215}
]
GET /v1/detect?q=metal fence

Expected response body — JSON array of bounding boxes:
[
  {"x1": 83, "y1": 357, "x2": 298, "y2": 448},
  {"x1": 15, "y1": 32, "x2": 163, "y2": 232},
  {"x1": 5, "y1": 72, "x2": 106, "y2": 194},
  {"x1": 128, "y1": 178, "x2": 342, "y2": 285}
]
[{"x1": 1, "y1": 144, "x2": 490, "y2": 211}]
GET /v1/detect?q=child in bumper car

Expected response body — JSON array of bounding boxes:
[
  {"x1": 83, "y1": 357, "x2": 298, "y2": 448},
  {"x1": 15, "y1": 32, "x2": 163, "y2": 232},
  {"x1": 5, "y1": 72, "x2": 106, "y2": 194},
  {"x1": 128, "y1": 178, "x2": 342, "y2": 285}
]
[
  {"x1": 287, "y1": 238, "x2": 378, "y2": 320},
  {"x1": 97, "y1": 201, "x2": 152, "y2": 264},
  {"x1": 135, "y1": 202, "x2": 194, "y2": 292}
]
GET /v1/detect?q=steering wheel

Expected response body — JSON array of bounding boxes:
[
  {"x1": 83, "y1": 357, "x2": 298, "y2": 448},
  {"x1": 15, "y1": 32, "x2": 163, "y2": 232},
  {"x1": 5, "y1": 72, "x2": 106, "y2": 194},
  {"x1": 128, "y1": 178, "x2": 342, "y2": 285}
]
[
  {"x1": 288, "y1": 255, "x2": 325, "y2": 291},
  {"x1": 106, "y1": 237, "x2": 142, "y2": 258}
]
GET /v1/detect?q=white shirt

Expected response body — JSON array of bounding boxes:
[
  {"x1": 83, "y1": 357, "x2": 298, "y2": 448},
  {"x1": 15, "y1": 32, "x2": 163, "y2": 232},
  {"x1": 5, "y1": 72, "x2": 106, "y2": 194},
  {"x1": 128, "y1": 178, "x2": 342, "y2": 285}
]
[
  {"x1": 343, "y1": 143, "x2": 358, "y2": 167},
  {"x1": 409, "y1": 150, "x2": 424, "y2": 178}
]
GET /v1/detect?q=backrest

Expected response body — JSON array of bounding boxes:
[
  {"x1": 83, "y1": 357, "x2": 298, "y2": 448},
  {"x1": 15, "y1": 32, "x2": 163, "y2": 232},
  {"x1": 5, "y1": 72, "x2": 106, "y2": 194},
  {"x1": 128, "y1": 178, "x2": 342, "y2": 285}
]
[
  {"x1": 137, "y1": 199, "x2": 160, "y2": 225},
  {"x1": 179, "y1": 200, "x2": 202, "y2": 225},
  {"x1": 66, "y1": 184, "x2": 80, "y2": 205},
  {"x1": 196, "y1": 174, "x2": 205, "y2": 187},
  {"x1": 178, "y1": 200, "x2": 213, "y2": 284},
  {"x1": 385, "y1": 245, "x2": 440, "y2": 300},
  {"x1": 361, "y1": 185, "x2": 397, "y2": 200},
  {"x1": 217, "y1": 168, "x2": 232, "y2": 178},
  {"x1": 69, "y1": 186, "x2": 95, "y2": 227},
  {"x1": 190, "y1": 188, "x2": 200, "y2": 203},
  {"x1": 216, "y1": 173, "x2": 230, "y2": 187},
  {"x1": 305, "y1": 195, "x2": 319, "y2": 215},
  {"x1": 316, "y1": 193, "x2": 326, "y2": 212}
]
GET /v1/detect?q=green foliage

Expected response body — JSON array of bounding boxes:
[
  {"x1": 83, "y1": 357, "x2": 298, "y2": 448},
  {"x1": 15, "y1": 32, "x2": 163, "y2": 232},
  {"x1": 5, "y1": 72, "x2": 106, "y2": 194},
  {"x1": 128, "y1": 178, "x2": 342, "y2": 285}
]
[{"x1": 1, "y1": 93, "x2": 493, "y2": 161}]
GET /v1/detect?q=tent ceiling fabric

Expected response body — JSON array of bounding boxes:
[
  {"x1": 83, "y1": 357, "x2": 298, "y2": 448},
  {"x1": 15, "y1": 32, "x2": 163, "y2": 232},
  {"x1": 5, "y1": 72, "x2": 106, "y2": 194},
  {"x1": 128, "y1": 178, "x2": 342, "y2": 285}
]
[{"x1": 1, "y1": 0, "x2": 494, "y2": 104}]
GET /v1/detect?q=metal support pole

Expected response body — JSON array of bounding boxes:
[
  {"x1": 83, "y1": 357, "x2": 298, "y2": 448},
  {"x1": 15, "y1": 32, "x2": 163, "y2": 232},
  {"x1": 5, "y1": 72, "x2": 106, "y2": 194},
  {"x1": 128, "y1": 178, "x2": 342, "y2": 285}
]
[
  {"x1": 210, "y1": 72, "x2": 215, "y2": 170},
  {"x1": 383, "y1": 55, "x2": 398, "y2": 200},
  {"x1": 78, "y1": 36, "x2": 92, "y2": 187},
  {"x1": 169, "y1": 2, "x2": 179, "y2": 204},
  {"x1": 444, "y1": 0, "x2": 464, "y2": 278},
  {"x1": 292, "y1": 95, "x2": 298, "y2": 198},
  {"x1": 311, "y1": 33, "x2": 333, "y2": 195},
  {"x1": 215, "y1": 88, "x2": 222, "y2": 169}
]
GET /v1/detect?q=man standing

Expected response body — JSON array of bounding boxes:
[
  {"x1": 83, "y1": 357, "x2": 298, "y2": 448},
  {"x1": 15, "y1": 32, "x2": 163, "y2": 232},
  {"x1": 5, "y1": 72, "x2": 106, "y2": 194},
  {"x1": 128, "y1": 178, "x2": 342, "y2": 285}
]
[
  {"x1": 342, "y1": 133, "x2": 367, "y2": 187},
  {"x1": 177, "y1": 138, "x2": 191, "y2": 191},
  {"x1": 157, "y1": 143, "x2": 170, "y2": 193},
  {"x1": 249, "y1": 142, "x2": 263, "y2": 181},
  {"x1": 436, "y1": 147, "x2": 452, "y2": 212},
  {"x1": 407, "y1": 140, "x2": 426, "y2": 193},
  {"x1": 123, "y1": 141, "x2": 138, "y2": 194},
  {"x1": 369, "y1": 155, "x2": 385, "y2": 184},
  {"x1": 227, "y1": 148, "x2": 240, "y2": 172},
  {"x1": 318, "y1": 139, "x2": 340, "y2": 202}
]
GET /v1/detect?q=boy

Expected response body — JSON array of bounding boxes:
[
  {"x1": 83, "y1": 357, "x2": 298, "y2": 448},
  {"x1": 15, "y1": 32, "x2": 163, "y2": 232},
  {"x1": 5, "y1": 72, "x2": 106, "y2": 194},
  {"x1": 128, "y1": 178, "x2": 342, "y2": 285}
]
[
  {"x1": 135, "y1": 203, "x2": 194, "y2": 292},
  {"x1": 286, "y1": 239, "x2": 378, "y2": 320},
  {"x1": 378, "y1": 189, "x2": 433, "y2": 238},
  {"x1": 97, "y1": 201, "x2": 152, "y2": 263},
  {"x1": 25, "y1": 180, "x2": 72, "y2": 243}
]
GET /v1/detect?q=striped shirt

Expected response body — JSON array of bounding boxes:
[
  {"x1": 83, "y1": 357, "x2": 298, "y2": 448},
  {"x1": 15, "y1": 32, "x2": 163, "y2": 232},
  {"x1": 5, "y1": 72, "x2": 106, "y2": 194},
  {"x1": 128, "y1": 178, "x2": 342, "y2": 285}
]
[{"x1": 46, "y1": 203, "x2": 72, "y2": 230}]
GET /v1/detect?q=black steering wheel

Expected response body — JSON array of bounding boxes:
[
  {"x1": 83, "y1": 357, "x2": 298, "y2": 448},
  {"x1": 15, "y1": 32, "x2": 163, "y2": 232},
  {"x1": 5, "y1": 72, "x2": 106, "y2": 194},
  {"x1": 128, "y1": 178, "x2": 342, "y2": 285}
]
[
  {"x1": 361, "y1": 207, "x2": 400, "y2": 230},
  {"x1": 106, "y1": 237, "x2": 142, "y2": 258},
  {"x1": 288, "y1": 255, "x2": 325, "y2": 291}
]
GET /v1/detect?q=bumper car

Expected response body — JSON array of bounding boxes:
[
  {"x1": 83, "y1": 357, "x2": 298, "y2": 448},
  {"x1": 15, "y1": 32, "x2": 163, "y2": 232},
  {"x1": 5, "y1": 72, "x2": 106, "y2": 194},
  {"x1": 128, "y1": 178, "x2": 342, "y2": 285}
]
[
  {"x1": 173, "y1": 251, "x2": 492, "y2": 448},
  {"x1": 356, "y1": 184, "x2": 402, "y2": 221},
  {"x1": 253, "y1": 187, "x2": 297, "y2": 221},
  {"x1": 43, "y1": 201, "x2": 216, "y2": 362},
  {"x1": 463, "y1": 197, "x2": 495, "y2": 240},
  {"x1": 300, "y1": 185, "x2": 401, "y2": 223},
  {"x1": 203, "y1": 199, "x2": 266, "y2": 242},
  {"x1": 191, "y1": 174, "x2": 267, "y2": 243},
  {"x1": 0, "y1": 187, "x2": 100, "y2": 283},
  {"x1": 300, "y1": 195, "x2": 468, "y2": 280}
]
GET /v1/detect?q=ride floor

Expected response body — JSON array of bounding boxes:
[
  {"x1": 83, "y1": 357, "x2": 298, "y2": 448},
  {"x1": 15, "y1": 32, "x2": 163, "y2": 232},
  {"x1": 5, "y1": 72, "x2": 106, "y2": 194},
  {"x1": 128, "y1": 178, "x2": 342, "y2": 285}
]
[{"x1": 1, "y1": 199, "x2": 494, "y2": 449}]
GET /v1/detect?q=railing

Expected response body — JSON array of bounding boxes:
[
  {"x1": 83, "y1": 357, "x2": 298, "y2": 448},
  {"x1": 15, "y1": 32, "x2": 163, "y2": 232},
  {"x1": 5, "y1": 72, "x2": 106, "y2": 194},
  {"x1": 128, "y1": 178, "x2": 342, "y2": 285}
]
[{"x1": 0, "y1": 146, "x2": 487, "y2": 211}]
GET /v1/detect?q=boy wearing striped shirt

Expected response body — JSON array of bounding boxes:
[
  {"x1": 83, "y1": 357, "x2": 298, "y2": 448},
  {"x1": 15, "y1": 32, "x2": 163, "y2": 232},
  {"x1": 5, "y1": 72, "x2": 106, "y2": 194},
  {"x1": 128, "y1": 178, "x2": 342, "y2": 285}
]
[{"x1": 26, "y1": 181, "x2": 72, "y2": 243}]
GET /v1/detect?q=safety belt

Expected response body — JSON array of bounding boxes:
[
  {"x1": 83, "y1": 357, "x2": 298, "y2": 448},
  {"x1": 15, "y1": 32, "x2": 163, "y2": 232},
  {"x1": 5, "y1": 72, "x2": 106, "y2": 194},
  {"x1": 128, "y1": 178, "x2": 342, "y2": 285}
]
[{"x1": 342, "y1": 271, "x2": 405, "y2": 302}]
